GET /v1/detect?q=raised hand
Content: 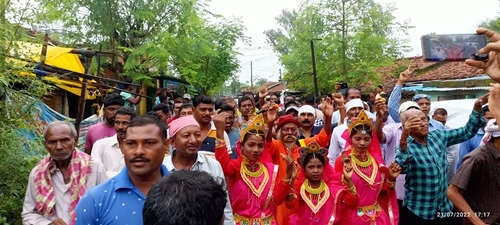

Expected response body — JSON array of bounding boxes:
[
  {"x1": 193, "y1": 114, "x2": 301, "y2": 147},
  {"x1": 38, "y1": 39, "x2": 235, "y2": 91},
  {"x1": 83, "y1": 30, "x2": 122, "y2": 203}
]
[
  {"x1": 212, "y1": 110, "x2": 231, "y2": 131},
  {"x1": 489, "y1": 83, "x2": 500, "y2": 123},
  {"x1": 375, "y1": 98, "x2": 389, "y2": 122},
  {"x1": 281, "y1": 152, "x2": 297, "y2": 182},
  {"x1": 259, "y1": 85, "x2": 270, "y2": 99},
  {"x1": 465, "y1": 28, "x2": 500, "y2": 82},
  {"x1": 342, "y1": 153, "x2": 353, "y2": 183},
  {"x1": 474, "y1": 93, "x2": 489, "y2": 113},
  {"x1": 319, "y1": 96, "x2": 335, "y2": 118},
  {"x1": 332, "y1": 93, "x2": 345, "y2": 108},
  {"x1": 388, "y1": 163, "x2": 402, "y2": 181},
  {"x1": 261, "y1": 101, "x2": 278, "y2": 124},
  {"x1": 403, "y1": 117, "x2": 422, "y2": 134},
  {"x1": 396, "y1": 65, "x2": 415, "y2": 85}
]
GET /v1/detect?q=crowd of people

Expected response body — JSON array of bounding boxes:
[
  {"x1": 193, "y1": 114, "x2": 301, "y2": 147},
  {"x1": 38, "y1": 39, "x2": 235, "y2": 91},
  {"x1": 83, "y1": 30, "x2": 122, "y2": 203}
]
[{"x1": 20, "y1": 28, "x2": 500, "y2": 225}]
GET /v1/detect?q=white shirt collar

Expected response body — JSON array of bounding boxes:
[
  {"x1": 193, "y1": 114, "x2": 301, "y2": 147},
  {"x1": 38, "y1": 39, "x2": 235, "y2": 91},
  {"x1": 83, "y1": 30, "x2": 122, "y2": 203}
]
[{"x1": 163, "y1": 150, "x2": 206, "y2": 171}]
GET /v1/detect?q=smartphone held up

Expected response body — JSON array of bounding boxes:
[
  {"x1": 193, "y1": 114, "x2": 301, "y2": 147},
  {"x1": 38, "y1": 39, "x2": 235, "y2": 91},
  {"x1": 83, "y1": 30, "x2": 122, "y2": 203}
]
[{"x1": 421, "y1": 34, "x2": 488, "y2": 61}]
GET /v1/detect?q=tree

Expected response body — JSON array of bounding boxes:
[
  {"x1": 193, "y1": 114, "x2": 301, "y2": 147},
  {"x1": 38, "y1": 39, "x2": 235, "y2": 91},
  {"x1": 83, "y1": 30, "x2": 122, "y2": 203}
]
[
  {"x1": 34, "y1": 0, "x2": 244, "y2": 94},
  {"x1": 255, "y1": 77, "x2": 269, "y2": 87},
  {"x1": 265, "y1": 0, "x2": 410, "y2": 93},
  {"x1": 480, "y1": 17, "x2": 500, "y2": 32},
  {"x1": 0, "y1": 1, "x2": 50, "y2": 224},
  {"x1": 222, "y1": 75, "x2": 249, "y2": 96}
]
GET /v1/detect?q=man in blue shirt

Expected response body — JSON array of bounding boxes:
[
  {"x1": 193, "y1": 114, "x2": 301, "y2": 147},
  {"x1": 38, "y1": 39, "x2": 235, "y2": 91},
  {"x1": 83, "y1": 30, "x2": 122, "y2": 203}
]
[
  {"x1": 387, "y1": 70, "x2": 445, "y2": 131},
  {"x1": 74, "y1": 115, "x2": 169, "y2": 225}
]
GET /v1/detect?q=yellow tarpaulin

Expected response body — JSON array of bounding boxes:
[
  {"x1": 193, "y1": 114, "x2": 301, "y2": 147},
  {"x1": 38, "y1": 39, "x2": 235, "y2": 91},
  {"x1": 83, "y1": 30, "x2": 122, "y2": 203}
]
[
  {"x1": 43, "y1": 77, "x2": 98, "y2": 100},
  {"x1": 13, "y1": 41, "x2": 98, "y2": 99},
  {"x1": 13, "y1": 41, "x2": 85, "y2": 74}
]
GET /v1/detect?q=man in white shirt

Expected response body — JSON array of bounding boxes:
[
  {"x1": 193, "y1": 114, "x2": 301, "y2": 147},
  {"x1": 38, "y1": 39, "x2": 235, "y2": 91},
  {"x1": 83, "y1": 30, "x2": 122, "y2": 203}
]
[
  {"x1": 163, "y1": 115, "x2": 235, "y2": 225},
  {"x1": 22, "y1": 121, "x2": 106, "y2": 225},
  {"x1": 328, "y1": 98, "x2": 365, "y2": 166},
  {"x1": 91, "y1": 107, "x2": 136, "y2": 178}
]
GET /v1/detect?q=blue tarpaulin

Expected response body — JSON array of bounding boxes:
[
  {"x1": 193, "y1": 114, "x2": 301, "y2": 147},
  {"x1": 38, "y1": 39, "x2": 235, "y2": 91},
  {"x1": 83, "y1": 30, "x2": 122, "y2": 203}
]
[{"x1": 22, "y1": 99, "x2": 100, "y2": 150}]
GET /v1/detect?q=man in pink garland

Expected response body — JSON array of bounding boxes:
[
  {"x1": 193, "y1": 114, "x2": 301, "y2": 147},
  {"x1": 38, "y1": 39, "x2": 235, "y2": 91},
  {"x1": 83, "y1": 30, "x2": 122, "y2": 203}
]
[{"x1": 22, "y1": 121, "x2": 106, "y2": 225}]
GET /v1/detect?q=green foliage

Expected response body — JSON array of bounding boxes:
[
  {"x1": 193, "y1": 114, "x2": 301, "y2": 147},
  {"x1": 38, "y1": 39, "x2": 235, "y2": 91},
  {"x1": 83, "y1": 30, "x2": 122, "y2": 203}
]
[
  {"x1": 222, "y1": 76, "x2": 249, "y2": 96},
  {"x1": 35, "y1": 0, "x2": 244, "y2": 95},
  {"x1": 0, "y1": 2, "x2": 50, "y2": 224},
  {"x1": 480, "y1": 17, "x2": 500, "y2": 33},
  {"x1": 265, "y1": 0, "x2": 410, "y2": 93},
  {"x1": 255, "y1": 78, "x2": 269, "y2": 88}
]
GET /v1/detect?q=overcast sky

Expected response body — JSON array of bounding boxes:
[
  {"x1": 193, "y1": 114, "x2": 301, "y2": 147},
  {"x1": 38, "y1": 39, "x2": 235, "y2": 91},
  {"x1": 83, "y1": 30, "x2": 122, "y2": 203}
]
[{"x1": 209, "y1": 0, "x2": 500, "y2": 84}]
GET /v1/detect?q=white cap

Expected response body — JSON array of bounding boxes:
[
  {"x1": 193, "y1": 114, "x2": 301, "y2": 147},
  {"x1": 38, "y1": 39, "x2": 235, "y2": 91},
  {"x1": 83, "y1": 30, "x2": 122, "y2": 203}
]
[
  {"x1": 399, "y1": 101, "x2": 421, "y2": 114},
  {"x1": 183, "y1": 93, "x2": 191, "y2": 99},
  {"x1": 286, "y1": 106, "x2": 299, "y2": 113},
  {"x1": 345, "y1": 99, "x2": 364, "y2": 112},
  {"x1": 298, "y1": 105, "x2": 316, "y2": 117}
]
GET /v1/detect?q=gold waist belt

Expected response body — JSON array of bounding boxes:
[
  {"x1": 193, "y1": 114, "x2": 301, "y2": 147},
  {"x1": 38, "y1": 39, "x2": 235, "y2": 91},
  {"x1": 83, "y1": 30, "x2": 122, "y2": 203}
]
[
  {"x1": 234, "y1": 214, "x2": 274, "y2": 225},
  {"x1": 357, "y1": 202, "x2": 381, "y2": 219}
]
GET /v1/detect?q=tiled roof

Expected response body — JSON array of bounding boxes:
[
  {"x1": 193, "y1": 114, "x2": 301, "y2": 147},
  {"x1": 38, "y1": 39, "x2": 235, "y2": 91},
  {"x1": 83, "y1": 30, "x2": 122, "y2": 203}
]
[
  {"x1": 264, "y1": 82, "x2": 286, "y2": 93},
  {"x1": 379, "y1": 56, "x2": 485, "y2": 91}
]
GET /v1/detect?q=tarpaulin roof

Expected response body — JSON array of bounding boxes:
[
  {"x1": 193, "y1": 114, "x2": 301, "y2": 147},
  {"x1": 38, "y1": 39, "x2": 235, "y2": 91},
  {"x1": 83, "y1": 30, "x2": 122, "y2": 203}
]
[{"x1": 13, "y1": 41, "x2": 98, "y2": 99}]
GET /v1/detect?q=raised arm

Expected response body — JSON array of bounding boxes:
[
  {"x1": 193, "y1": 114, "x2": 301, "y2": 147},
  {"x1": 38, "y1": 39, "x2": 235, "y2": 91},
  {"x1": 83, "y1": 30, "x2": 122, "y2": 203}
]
[
  {"x1": 375, "y1": 98, "x2": 389, "y2": 143},
  {"x1": 213, "y1": 112, "x2": 239, "y2": 177},
  {"x1": 339, "y1": 153, "x2": 359, "y2": 207},
  {"x1": 319, "y1": 96, "x2": 334, "y2": 136},
  {"x1": 394, "y1": 121, "x2": 415, "y2": 174},
  {"x1": 332, "y1": 93, "x2": 346, "y2": 125},
  {"x1": 442, "y1": 96, "x2": 487, "y2": 147},
  {"x1": 263, "y1": 102, "x2": 278, "y2": 143},
  {"x1": 388, "y1": 68, "x2": 413, "y2": 123},
  {"x1": 465, "y1": 28, "x2": 500, "y2": 83},
  {"x1": 273, "y1": 152, "x2": 296, "y2": 205}
]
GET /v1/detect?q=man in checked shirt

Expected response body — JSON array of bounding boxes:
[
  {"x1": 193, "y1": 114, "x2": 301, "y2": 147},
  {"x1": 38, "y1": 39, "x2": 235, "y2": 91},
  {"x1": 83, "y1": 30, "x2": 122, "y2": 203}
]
[{"x1": 394, "y1": 95, "x2": 488, "y2": 225}]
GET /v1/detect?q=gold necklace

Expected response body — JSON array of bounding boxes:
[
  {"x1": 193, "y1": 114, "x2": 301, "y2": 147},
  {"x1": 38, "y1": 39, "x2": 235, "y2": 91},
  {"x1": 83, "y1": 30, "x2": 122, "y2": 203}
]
[
  {"x1": 304, "y1": 179, "x2": 326, "y2": 195},
  {"x1": 241, "y1": 162, "x2": 264, "y2": 177},
  {"x1": 300, "y1": 179, "x2": 330, "y2": 214},
  {"x1": 351, "y1": 154, "x2": 378, "y2": 186},
  {"x1": 351, "y1": 153, "x2": 373, "y2": 168},
  {"x1": 240, "y1": 161, "x2": 269, "y2": 197}
]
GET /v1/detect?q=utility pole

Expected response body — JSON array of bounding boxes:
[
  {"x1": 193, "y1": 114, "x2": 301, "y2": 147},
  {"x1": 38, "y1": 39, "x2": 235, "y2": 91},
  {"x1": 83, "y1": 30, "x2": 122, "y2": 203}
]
[
  {"x1": 341, "y1": 0, "x2": 347, "y2": 76},
  {"x1": 310, "y1": 40, "x2": 319, "y2": 97},
  {"x1": 250, "y1": 61, "x2": 253, "y2": 90},
  {"x1": 279, "y1": 69, "x2": 282, "y2": 82}
]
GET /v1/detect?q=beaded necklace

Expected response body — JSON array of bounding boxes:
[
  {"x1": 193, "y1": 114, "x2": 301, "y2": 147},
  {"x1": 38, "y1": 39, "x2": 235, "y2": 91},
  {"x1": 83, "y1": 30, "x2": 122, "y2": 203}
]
[
  {"x1": 240, "y1": 161, "x2": 269, "y2": 197},
  {"x1": 351, "y1": 152, "x2": 377, "y2": 185},
  {"x1": 300, "y1": 179, "x2": 330, "y2": 214}
]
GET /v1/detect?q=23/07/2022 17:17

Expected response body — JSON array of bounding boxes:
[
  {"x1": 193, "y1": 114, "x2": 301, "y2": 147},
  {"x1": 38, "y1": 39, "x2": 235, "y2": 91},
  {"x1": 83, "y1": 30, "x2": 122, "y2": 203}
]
[{"x1": 436, "y1": 211, "x2": 491, "y2": 218}]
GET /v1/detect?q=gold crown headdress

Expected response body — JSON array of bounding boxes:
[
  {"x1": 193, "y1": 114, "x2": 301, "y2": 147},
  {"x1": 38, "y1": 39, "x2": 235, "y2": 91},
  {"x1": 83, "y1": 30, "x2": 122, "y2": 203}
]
[
  {"x1": 240, "y1": 113, "x2": 266, "y2": 141},
  {"x1": 348, "y1": 110, "x2": 374, "y2": 135},
  {"x1": 299, "y1": 141, "x2": 326, "y2": 156}
]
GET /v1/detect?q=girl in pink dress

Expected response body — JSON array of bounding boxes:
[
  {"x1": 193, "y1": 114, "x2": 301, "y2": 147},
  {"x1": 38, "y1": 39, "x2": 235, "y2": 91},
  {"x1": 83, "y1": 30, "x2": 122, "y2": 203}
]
[
  {"x1": 331, "y1": 110, "x2": 401, "y2": 225},
  {"x1": 287, "y1": 142, "x2": 337, "y2": 225},
  {"x1": 215, "y1": 114, "x2": 295, "y2": 225}
]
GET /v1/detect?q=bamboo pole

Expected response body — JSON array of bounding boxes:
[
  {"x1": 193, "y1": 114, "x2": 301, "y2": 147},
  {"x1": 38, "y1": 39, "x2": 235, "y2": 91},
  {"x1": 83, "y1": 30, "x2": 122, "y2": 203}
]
[{"x1": 75, "y1": 58, "x2": 91, "y2": 140}]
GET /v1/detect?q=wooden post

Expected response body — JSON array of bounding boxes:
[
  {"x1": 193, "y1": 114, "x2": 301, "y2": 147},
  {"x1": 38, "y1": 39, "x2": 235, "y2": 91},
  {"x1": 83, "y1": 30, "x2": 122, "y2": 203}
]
[
  {"x1": 75, "y1": 57, "x2": 91, "y2": 139},
  {"x1": 41, "y1": 34, "x2": 48, "y2": 64},
  {"x1": 140, "y1": 82, "x2": 147, "y2": 115}
]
